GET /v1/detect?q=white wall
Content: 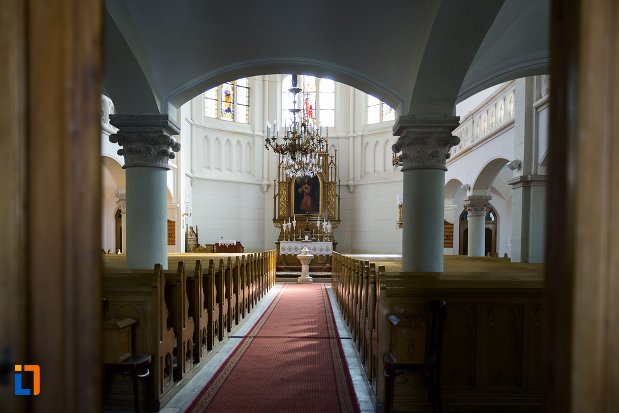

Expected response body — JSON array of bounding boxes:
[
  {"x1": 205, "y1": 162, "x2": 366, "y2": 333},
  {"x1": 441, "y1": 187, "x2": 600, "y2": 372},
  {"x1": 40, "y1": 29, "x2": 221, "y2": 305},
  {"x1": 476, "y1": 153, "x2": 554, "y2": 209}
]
[
  {"x1": 348, "y1": 181, "x2": 402, "y2": 254},
  {"x1": 192, "y1": 179, "x2": 265, "y2": 251},
  {"x1": 166, "y1": 75, "x2": 549, "y2": 259}
]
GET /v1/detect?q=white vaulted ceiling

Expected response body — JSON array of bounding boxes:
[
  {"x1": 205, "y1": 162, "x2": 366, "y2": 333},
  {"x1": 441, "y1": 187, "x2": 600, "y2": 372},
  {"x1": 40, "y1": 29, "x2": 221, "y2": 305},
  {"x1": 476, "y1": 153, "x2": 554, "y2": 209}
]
[{"x1": 103, "y1": 0, "x2": 549, "y2": 117}]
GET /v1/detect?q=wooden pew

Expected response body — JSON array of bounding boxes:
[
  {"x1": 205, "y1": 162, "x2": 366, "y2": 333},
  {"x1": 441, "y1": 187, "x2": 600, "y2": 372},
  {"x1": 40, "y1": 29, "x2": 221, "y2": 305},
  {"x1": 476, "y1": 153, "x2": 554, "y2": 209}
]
[
  {"x1": 102, "y1": 251, "x2": 276, "y2": 409},
  {"x1": 215, "y1": 258, "x2": 229, "y2": 339},
  {"x1": 375, "y1": 269, "x2": 543, "y2": 412},
  {"x1": 163, "y1": 262, "x2": 195, "y2": 380},
  {"x1": 204, "y1": 259, "x2": 219, "y2": 351},
  {"x1": 239, "y1": 255, "x2": 249, "y2": 319},
  {"x1": 102, "y1": 265, "x2": 176, "y2": 409},
  {"x1": 332, "y1": 252, "x2": 544, "y2": 412},
  {"x1": 188, "y1": 260, "x2": 209, "y2": 363}
]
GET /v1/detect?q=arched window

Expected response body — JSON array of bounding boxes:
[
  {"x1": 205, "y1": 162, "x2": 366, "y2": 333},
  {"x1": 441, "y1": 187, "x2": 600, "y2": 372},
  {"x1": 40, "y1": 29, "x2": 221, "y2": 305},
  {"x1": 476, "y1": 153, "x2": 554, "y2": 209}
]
[
  {"x1": 367, "y1": 94, "x2": 395, "y2": 124},
  {"x1": 319, "y1": 78, "x2": 335, "y2": 127},
  {"x1": 204, "y1": 78, "x2": 250, "y2": 123},
  {"x1": 281, "y1": 75, "x2": 335, "y2": 127}
]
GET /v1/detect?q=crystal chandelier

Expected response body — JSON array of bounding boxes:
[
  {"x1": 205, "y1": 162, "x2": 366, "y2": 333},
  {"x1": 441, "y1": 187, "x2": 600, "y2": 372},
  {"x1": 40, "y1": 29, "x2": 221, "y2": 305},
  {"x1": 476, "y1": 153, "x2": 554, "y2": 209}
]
[{"x1": 265, "y1": 74, "x2": 327, "y2": 178}]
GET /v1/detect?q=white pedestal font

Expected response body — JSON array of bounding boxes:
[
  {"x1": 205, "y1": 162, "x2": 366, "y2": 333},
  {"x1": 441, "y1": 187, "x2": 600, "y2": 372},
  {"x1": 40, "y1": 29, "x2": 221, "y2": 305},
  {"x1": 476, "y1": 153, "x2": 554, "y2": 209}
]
[{"x1": 297, "y1": 246, "x2": 314, "y2": 284}]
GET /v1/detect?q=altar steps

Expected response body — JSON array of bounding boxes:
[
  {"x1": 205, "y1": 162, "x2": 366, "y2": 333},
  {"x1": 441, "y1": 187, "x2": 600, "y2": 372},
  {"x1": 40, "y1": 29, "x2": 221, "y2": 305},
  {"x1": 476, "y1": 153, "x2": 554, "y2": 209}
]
[
  {"x1": 276, "y1": 265, "x2": 332, "y2": 273},
  {"x1": 276, "y1": 270, "x2": 332, "y2": 281}
]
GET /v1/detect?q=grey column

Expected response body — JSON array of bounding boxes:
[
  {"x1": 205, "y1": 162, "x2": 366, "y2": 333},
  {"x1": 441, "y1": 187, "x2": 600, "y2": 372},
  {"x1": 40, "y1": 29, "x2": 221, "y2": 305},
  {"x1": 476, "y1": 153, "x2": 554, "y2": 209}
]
[
  {"x1": 110, "y1": 114, "x2": 181, "y2": 269},
  {"x1": 464, "y1": 195, "x2": 491, "y2": 257},
  {"x1": 509, "y1": 175, "x2": 546, "y2": 263},
  {"x1": 393, "y1": 116, "x2": 459, "y2": 272}
]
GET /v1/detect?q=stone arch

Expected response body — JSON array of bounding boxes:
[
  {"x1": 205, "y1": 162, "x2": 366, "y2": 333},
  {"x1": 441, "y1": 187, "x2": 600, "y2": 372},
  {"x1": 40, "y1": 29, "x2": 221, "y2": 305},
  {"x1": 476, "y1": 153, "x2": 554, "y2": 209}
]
[
  {"x1": 213, "y1": 138, "x2": 222, "y2": 170},
  {"x1": 235, "y1": 141, "x2": 243, "y2": 173},
  {"x1": 102, "y1": 155, "x2": 126, "y2": 192},
  {"x1": 101, "y1": 156, "x2": 125, "y2": 252},
  {"x1": 444, "y1": 178, "x2": 465, "y2": 205},
  {"x1": 166, "y1": 61, "x2": 405, "y2": 115},
  {"x1": 203, "y1": 136, "x2": 211, "y2": 169},
  {"x1": 245, "y1": 142, "x2": 253, "y2": 174},
  {"x1": 364, "y1": 142, "x2": 372, "y2": 174},
  {"x1": 472, "y1": 158, "x2": 510, "y2": 195},
  {"x1": 373, "y1": 140, "x2": 382, "y2": 173},
  {"x1": 224, "y1": 139, "x2": 232, "y2": 171},
  {"x1": 384, "y1": 140, "x2": 392, "y2": 172}
]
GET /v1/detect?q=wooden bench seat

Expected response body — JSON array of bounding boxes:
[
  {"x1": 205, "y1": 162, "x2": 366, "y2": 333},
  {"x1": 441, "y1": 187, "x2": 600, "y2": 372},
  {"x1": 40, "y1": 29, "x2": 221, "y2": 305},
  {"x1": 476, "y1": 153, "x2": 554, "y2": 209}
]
[
  {"x1": 101, "y1": 250, "x2": 277, "y2": 409},
  {"x1": 102, "y1": 265, "x2": 176, "y2": 410},
  {"x1": 163, "y1": 262, "x2": 195, "y2": 380},
  {"x1": 332, "y1": 252, "x2": 544, "y2": 412}
]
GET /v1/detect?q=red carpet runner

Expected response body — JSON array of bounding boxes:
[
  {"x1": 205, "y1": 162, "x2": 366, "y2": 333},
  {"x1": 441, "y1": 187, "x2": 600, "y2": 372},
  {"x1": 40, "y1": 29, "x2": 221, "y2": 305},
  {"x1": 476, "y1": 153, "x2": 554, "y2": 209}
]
[{"x1": 186, "y1": 284, "x2": 360, "y2": 413}]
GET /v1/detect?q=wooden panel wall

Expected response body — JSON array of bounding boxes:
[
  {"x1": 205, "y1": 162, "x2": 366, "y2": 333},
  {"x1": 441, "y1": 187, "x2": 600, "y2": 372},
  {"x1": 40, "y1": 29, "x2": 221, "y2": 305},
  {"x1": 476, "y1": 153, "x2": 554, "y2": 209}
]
[
  {"x1": 0, "y1": 0, "x2": 102, "y2": 411},
  {"x1": 547, "y1": 0, "x2": 619, "y2": 412},
  {"x1": 383, "y1": 293, "x2": 543, "y2": 412},
  {"x1": 0, "y1": 1, "x2": 27, "y2": 411}
]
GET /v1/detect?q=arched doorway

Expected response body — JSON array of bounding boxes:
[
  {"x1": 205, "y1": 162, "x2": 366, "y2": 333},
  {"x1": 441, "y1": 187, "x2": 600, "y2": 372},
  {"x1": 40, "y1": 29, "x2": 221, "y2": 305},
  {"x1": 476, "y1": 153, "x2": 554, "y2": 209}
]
[
  {"x1": 459, "y1": 206, "x2": 498, "y2": 256},
  {"x1": 115, "y1": 208, "x2": 122, "y2": 253}
]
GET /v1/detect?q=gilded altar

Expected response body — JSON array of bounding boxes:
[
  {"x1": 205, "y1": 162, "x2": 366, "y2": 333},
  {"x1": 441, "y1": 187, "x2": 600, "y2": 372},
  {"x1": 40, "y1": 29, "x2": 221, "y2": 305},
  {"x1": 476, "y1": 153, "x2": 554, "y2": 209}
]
[{"x1": 272, "y1": 142, "x2": 340, "y2": 268}]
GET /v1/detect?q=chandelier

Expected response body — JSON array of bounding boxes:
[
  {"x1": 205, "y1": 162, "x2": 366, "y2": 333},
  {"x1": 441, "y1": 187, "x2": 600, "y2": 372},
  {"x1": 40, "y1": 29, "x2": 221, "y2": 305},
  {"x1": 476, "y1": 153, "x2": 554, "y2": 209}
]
[{"x1": 264, "y1": 74, "x2": 327, "y2": 178}]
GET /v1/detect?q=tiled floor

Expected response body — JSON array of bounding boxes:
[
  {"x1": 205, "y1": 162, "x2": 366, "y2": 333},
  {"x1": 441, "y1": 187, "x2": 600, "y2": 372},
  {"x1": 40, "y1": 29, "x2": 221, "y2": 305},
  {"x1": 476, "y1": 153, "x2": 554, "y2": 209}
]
[{"x1": 159, "y1": 282, "x2": 375, "y2": 413}]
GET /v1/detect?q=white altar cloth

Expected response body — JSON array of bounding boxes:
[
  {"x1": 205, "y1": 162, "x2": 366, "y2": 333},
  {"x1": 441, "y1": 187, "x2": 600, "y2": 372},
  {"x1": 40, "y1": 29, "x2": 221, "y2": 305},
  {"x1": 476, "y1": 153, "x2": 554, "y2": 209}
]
[
  {"x1": 280, "y1": 241, "x2": 333, "y2": 256},
  {"x1": 218, "y1": 239, "x2": 238, "y2": 246}
]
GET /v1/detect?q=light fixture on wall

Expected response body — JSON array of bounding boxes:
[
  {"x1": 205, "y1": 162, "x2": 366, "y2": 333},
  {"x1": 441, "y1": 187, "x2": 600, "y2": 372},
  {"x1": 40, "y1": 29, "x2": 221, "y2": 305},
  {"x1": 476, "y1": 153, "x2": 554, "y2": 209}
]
[
  {"x1": 265, "y1": 74, "x2": 328, "y2": 178},
  {"x1": 506, "y1": 159, "x2": 522, "y2": 171},
  {"x1": 396, "y1": 194, "x2": 403, "y2": 228}
]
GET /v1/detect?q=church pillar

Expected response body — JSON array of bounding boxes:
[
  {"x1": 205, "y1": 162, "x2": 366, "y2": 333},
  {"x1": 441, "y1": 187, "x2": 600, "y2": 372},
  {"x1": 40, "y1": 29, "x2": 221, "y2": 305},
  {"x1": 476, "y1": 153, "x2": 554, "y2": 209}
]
[
  {"x1": 464, "y1": 195, "x2": 491, "y2": 257},
  {"x1": 110, "y1": 114, "x2": 181, "y2": 269},
  {"x1": 393, "y1": 116, "x2": 460, "y2": 272},
  {"x1": 509, "y1": 175, "x2": 546, "y2": 262}
]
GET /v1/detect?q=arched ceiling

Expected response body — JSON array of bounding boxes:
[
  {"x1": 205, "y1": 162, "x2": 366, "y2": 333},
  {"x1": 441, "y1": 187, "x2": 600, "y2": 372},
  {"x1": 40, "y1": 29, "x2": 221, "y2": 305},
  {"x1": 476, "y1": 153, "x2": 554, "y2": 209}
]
[{"x1": 103, "y1": 0, "x2": 549, "y2": 117}]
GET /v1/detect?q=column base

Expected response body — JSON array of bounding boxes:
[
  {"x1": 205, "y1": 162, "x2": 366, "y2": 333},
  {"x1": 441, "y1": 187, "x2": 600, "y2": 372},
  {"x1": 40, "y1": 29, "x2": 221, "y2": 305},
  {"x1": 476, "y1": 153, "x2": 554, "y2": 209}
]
[{"x1": 297, "y1": 275, "x2": 313, "y2": 284}]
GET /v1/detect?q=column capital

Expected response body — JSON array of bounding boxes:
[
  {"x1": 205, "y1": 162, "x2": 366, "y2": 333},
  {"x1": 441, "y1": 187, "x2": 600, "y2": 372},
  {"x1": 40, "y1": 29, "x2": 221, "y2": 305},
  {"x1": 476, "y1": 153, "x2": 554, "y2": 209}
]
[
  {"x1": 464, "y1": 195, "x2": 492, "y2": 217},
  {"x1": 392, "y1": 115, "x2": 460, "y2": 171},
  {"x1": 109, "y1": 114, "x2": 181, "y2": 169}
]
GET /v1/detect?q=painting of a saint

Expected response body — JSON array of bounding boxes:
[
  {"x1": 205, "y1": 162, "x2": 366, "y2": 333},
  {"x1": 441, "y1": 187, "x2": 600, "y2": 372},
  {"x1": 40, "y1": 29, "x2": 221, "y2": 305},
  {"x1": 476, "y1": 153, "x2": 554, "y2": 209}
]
[{"x1": 294, "y1": 175, "x2": 320, "y2": 215}]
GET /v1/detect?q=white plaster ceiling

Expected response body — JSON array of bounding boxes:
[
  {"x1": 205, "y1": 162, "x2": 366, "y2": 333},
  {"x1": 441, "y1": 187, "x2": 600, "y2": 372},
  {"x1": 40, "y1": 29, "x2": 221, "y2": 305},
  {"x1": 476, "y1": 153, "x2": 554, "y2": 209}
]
[{"x1": 103, "y1": 0, "x2": 549, "y2": 117}]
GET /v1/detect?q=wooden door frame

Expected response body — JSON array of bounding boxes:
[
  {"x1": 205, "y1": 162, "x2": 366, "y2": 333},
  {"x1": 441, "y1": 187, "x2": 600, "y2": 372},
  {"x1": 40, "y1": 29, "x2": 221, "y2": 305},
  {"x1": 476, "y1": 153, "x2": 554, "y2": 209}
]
[
  {"x1": 546, "y1": 0, "x2": 619, "y2": 411},
  {"x1": 1, "y1": 1, "x2": 102, "y2": 411}
]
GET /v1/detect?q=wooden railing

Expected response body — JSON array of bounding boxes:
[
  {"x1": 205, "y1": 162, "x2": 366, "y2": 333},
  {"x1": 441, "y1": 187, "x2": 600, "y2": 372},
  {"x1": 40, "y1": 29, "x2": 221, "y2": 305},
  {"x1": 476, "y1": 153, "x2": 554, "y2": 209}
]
[
  {"x1": 102, "y1": 250, "x2": 276, "y2": 410},
  {"x1": 332, "y1": 253, "x2": 544, "y2": 412}
]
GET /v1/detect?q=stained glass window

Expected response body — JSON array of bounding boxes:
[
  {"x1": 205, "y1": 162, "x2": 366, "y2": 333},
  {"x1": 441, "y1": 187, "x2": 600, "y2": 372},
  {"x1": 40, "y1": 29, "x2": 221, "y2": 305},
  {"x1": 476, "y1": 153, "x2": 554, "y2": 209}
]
[
  {"x1": 220, "y1": 82, "x2": 234, "y2": 121},
  {"x1": 367, "y1": 94, "x2": 395, "y2": 124},
  {"x1": 204, "y1": 78, "x2": 250, "y2": 123},
  {"x1": 282, "y1": 74, "x2": 335, "y2": 128}
]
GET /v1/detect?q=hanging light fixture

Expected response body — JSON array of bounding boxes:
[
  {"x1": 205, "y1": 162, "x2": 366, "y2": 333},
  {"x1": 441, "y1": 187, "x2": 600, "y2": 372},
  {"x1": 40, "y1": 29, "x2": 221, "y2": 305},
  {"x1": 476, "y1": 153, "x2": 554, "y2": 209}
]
[{"x1": 265, "y1": 74, "x2": 327, "y2": 178}]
